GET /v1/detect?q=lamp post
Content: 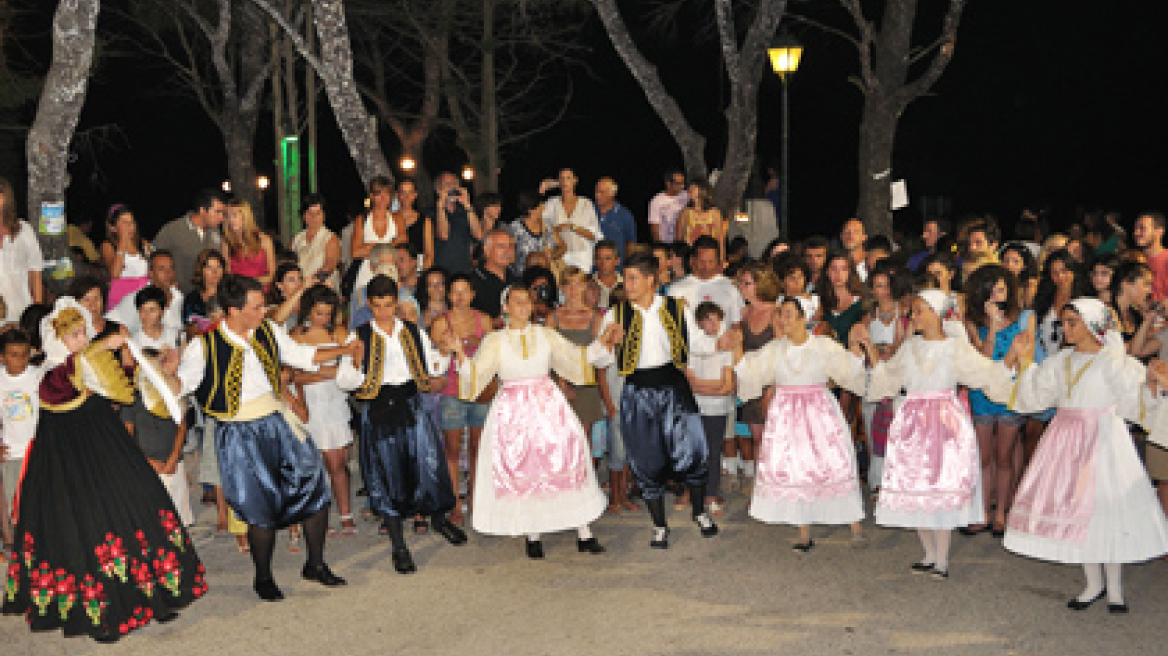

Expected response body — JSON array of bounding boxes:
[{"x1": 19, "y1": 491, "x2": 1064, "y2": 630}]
[{"x1": 768, "y1": 31, "x2": 803, "y2": 238}]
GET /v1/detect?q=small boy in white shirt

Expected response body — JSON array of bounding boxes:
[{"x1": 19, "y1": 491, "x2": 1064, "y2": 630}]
[
  {"x1": 685, "y1": 301, "x2": 734, "y2": 516},
  {"x1": 0, "y1": 329, "x2": 46, "y2": 550}
]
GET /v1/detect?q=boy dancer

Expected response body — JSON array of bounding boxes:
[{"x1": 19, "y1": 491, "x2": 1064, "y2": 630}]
[
  {"x1": 589, "y1": 253, "x2": 726, "y2": 548},
  {"x1": 337, "y1": 275, "x2": 467, "y2": 574}
]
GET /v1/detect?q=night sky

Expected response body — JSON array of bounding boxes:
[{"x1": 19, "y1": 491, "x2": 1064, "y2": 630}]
[{"x1": 7, "y1": 0, "x2": 1168, "y2": 242}]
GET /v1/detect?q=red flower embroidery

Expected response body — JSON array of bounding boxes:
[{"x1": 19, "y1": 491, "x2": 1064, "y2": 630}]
[
  {"x1": 94, "y1": 535, "x2": 128, "y2": 582},
  {"x1": 159, "y1": 510, "x2": 184, "y2": 551},
  {"x1": 28, "y1": 563, "x2": 55, "y2": 616},
  {"x1": 54, "y1": 570, "x2": 77, "y2": 620},
  {"x1": 130, "y1": 559, "x2": 155, "y2": 598},
  {"x1": 80, "y1": 575, "x2": 108, "y2": 627}
]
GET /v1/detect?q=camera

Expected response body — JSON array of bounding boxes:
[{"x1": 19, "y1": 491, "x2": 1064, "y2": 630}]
[
  {"x1": 448, "y1": 188, "x2": 461, "y2": 198},
  {"x1": 532, "y1": 283, "x2": 554, "y2": 304}
]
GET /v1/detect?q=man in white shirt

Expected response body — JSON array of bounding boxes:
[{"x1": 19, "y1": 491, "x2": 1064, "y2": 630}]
[
  {"x1": 170, "y1": 274, "x2": 358, "y2": 602},
  {"x1": 106, "y1": 251, "x2": 184, "y2": 333},
  {"x1": 668, "y1": 236, "x2": 745, "y2": 325},
  {"x1": 648, "y1": 170, "x2": 689, "y2": 243},
  {"x1": 0, "y1": 177, "x2": 44, "y2": 324},
  {"x1": 335, "y1": 274, "x2": 467, "y2": 574}
]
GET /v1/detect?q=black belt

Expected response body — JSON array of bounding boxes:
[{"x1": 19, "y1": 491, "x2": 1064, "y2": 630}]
[
  {"x1": 366, "y1": 381, "x2": 419, "y2": 427},
  {"x1": 626, "y1": 364, "x2": 685, "y2": 388}
]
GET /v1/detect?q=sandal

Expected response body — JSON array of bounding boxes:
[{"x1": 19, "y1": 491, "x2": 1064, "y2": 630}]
[
  {"x1": 707, "y1": 500, "x2": 726, "y2": 517},
  {"x1": 621, "y1": 499, "x2": 638, "y2": 512},
  {"x1": 606, "y1": 503, "x2": 622, "y2": 516},
  {"x1": 287, "y1": 527, "x2": 301, "y2": 553},
  {"x1": 340, "y1": 515, "x2": 358, "y2": 537},
  {"x1": 235, "y1": 536, "x2": 251, "y2": 555},
  {"x1": 413, "y1": 518, "x2": 429, "y2": 534}
]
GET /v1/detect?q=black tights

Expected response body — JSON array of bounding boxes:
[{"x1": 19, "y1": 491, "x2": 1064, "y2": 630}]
[
  {"x1": 645, "y1": 484, "x2": 707, "y2": 528},
  {"x1": 247, "y1": 508, "x2": 329, "y2": 581},
  {"x1": 382, "y1": 514, "x2": 447, "y2": 551}
]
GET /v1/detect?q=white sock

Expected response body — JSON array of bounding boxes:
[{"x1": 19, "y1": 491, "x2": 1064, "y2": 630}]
[
  {"x1": 933, "y1": 529, "x2": 952, "y2": 572},
  {"x1": 1078, "y1": 563, "x2": 1104, "y2": 602},
  {"x1": 916, "y1": 529, "x2": 936, "y2": 565},
  {"x1": 868, "y1": 456, "x2": 885, "y2": 489},
  {"x1": 723, "y1": 455, "x2": 739, "y2": 474},
  {"x1": 694, "y1": 513, "x2": 714, "y2": 529},
  {"x1": 742, "y1": 460, "x2": 756, "y2": 477},
  {"x1": 527, "y1": 533, "x2": 542, "y2": 542},
  {"x1": 576, "y1": 525, "x2": 593, "y2": 540},
  {"x1": 1104, "y1": 563, "x2": 1124, "y2": 604}
]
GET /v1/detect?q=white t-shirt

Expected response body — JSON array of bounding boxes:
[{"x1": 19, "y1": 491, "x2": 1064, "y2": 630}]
[
  {"x1": 0, "y1": 221, "x2": 45, "y2": 323},
  {"x1": 648, "y1": 191, "x2": 689, "y2": 243},
  {"x1": 668, "y1": 274, "x2": 745, "y2": 325},
  {"x1": 688, "y1": 350, "x2": 733, "y2": 415},
  {"x1": 0, "y1": 364, "x2": 46, "y2": 461}
]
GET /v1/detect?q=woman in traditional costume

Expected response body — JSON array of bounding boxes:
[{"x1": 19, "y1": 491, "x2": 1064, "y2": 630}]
[
  {"x1": 454, "y1": 286, "x2": 607, "y2": 559},
  {"x1": 3, "y1": 298, "x2": 206, "y2": 642}
]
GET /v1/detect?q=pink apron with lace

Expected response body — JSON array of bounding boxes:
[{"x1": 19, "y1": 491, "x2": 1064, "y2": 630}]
[
  {"x1": 1008, "y1": 406, "x2": 1105, "y2": 541},
  {"x1": 880, "y1": 389, "x2": 978, "y2": 512},
  {"x1": 756, "y1": 385, "x2": 857, "y2": 501},
  {"x1": 491, "y1": 376, "x2": 589, "y2": 499}
]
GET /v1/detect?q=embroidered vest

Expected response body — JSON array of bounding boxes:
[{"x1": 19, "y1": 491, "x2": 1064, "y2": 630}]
[
  {"x1": 614, "y1": 296, "x2": 688, "y2": 376},
  {"x1": 353, "y1": 320, "x2": 433, "y2": 399},
  {"x1": 194, "y1": 322, "x2": 281, "y2": 418}
]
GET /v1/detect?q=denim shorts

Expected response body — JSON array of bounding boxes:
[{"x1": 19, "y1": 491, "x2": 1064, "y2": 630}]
[
  {"x1": 971, "y1": 413, "x2": 1026, "y2": 427},
  {"x1": 438, "y1": 396, "x2": 490, "y2": 431}
]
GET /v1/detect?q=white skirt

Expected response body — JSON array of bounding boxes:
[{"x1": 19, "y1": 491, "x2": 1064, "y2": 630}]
[
  {"x1": 471, "y1": 388, "x2": 606, "y2": 537},
  {"x1": 160, "y1": 461, "x2": 194, "y2": 527},
  {"x1": 875, "y1": 475, "x2": 985, "y2": 530},
  {"x1": 1004, "y1": 415, "x2": 1168, "y2": 564},
  {"x1": 304, "y1": 379, "x2": 353, "y2": 451}
]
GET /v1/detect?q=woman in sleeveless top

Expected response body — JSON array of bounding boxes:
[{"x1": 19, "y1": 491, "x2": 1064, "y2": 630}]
[
  {"x1": 223, "y1": 201, "x2": 276, "y2": 287},
  {"x1": 291, "y1": 194, "x2": 342, "y2": 289},
  {"x1": 429, "y1": 273, "x2": 492, "y2": 527},
  {"x1": 291, "y1": 285, "x2": 357, "y2": 536},
  {"x1": 962, "y1": 265, "x2": 1035, "y2": 536},
  {"x1": 101, "y1": 204, "x2": 152, "y2": 310},
  {"x1": 732, "y1": 262, "x2": 782, "y2": 495},
  {"x1": 676, "y1": 181, "x2": 726, "y2": 261},
  {"x1": 347, "y1": 177, "x2": 401, "y2": 294},
  {"x1": 548, "y1": 268, "x2": 606, "y2": 469},
  {"x1": 394, "y1": 179, "x2": 435, "y2": 271}
]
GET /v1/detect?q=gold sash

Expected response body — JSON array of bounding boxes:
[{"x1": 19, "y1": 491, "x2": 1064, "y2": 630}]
[{"x1": 220, "y1": 393, "x2": 309, "y2": 443}]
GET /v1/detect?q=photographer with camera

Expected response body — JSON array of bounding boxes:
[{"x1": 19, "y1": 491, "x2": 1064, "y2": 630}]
[{"x1": 434, "y1": 171, "x2": 483, "y2": 275}]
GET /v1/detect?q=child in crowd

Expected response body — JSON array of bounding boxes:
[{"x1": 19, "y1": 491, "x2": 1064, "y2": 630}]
[
  {"x1": 0, "y1": 329, "x2": 46, "y2": 553},
  {"x1": 686, "y1": 302, "x2": 734, "y2": 516},
  {"x1": 124, "y1": 286, "x2": 192, "y2": 526}
]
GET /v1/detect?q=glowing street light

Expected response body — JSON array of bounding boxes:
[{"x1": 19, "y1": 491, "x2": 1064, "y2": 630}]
[
  {"x1": 221, "y1": 180, "x2": 232, "y2": 193},
  {"x1": 767, "y1": 30, "x2": 803, "y2": 238},
  {"x1": 461, "y1": 166, "x2": 475, "y2": 182},
  {"x1": 257, "y1": 175, "x2": 270, "y2": 191},
  {"x1": 400, "y1": 156, "x2": 417, "y2": 172}
]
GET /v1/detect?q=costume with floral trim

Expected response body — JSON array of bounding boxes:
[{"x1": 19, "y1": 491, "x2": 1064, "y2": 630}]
[{"x1": 3, "y1": 300, "x2": 206, "y2": 641}]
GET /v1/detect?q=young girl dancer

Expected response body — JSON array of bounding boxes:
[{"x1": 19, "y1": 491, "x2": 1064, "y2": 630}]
[
  {"x1": 735, "y1": 296, "x2": 868, "y2": 551},
  {"x1": 454, "y1": 286, "x2": 608, "y2": 559},
  {"x1": 1006, "y1": 298, "x2": 1168, "y2": 612},
  {"x1": 859, "y1": 289, "x2": 1014, "y2": 578},
  {"x1": 3, "y1": 298, "x2": 206, "y2": 642}
]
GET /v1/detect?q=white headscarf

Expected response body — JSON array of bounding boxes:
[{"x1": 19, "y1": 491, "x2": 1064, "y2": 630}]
[
  {"x1": 40, "y1": 296, "x2": 96, "y2": 367},
  {"x1": 917, "y1": 289, "x2": 967, "y2": 341},
  {"x1": 1068, "y1": 297, "x2": 1124, "y2": 357}
]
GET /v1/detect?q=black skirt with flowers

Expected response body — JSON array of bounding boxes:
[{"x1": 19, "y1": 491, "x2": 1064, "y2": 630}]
[{"x1": 2, "y1": 395, "x2": 207, "y2": 641}]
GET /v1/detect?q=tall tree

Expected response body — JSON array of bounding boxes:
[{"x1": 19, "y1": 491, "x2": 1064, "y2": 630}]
[
  {"x1": 250, "y1": 0, "x2": 391, "y2": 189},
  {"x1": 830, "y1": 0, "x2": 965, "y2": 237},
  {"x1": 130, "y1": 0, "x2": 270, "y2": 224},
  {"x1": 589, "y1": 0, "x2": 786, "y2": 214},
  {"x1": 26, "y1": 0, "x2": 100, "y2": 290}
]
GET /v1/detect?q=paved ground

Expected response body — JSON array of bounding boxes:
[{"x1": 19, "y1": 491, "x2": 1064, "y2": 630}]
[{"x1": 4, "y1": 470, "x2": 1167, "y2": 655}]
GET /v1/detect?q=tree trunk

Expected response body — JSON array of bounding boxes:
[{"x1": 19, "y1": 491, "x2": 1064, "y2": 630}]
[
  {"x1": 588, "y1": 0, "x2": 707, "y2": 181},
  {"x1": 479, "y1": 0, "x2": 498, "y2": 193},
  {"x1": 26, "y1": 0, "x2": 100, "y2": 294},
  {"x1": 856, "y1": 94, "x2": 896, "y2": 238},
  {"x1": 223, "y1": 118, "x2": 261, "y2": 226},
  {"x1": 310, "y1": 0, "x2": 390, "y2": 188}
]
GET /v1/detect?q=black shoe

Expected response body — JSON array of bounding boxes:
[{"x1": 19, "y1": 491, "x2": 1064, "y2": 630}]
[
  {"x1": 356, "y1": 486, "x2": 369, "y2": 497},
  {"x1": 253, "y1": 577, "x2": 285, "y2": 602},
  {"x1": 433, "y1": 517, "x2": 468, "y2": 545},
  {"x1": 958, "y1": 525, "x2": 988, "y2": 537},
  {"x1": 301, "y1": 562, "x2": 347, "y2": 586},
  {"x1": 526, "y1": 538, "x2": 545, "y2": 559},
  {"x1": 391, "y1": 547, "x2": 417, "y2": 574},
  {"x1": 577, "y1": 537, "x2": 606, "y2": 554},
  {"x1": 930, "y1": 567, "x2": 949, "y2": 580},
  {"x1": 693, "y1": 513, "x2": 719, "y2": 538},
  {"x1": 1108, "y1": 602, "x2": 1129, "y2": 614},
  {"x1": 910, "y1": 561, "x2": 935, "y2": 574},
  {"x1": 155, "y1": 609, "x2": 180, "y2": 624},
  {"x1": 991, "y1": 523, "x2": 1006, "y2": 539},
  {"x1": 650, "y1": 527, "x2": 670, "y2": 549},
  {"x1": 92, "y1": 629, "x2": 122, "y2": 643},
  {"x1": 792, "y1": 539, "x2": 815, "y2": 553},
  {"x1": 1067, "y1": 589, "x2": 1106, "y2": 611}
]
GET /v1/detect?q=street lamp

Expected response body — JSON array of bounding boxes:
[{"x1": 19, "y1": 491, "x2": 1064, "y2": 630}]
[
  {"x1": 461, "y1": 165, "x2": 475, "y2": 182},
  {"x1": 399, "y1": 156, "x2": 417, "y2": 172},
  {"x1": 768, "y1": 31, "x2": 803, "y2": 238},
  {"x1": 257, "y1": 175, "x2": 270, "y2": 191},
  {"x1": 221, "y1": 180, "x2": 232, "y2": 193}
]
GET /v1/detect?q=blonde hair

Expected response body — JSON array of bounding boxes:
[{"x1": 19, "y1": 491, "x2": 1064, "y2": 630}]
[
  {"x1": 741, "y1": 261, "x2": 782, "y2": 303},
  {"x1": 225, "y1": 200, "x2": 263, "y2": 257},
  {"x1": 51, "y1": 307, "x2": 86, "y2": 338},
  {"x1": 560, "y1": 266, "x2": 590, "y2": 287},
  {"x1": 1038, "y1": 233, "x2": 1068, "y2": 270}
]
